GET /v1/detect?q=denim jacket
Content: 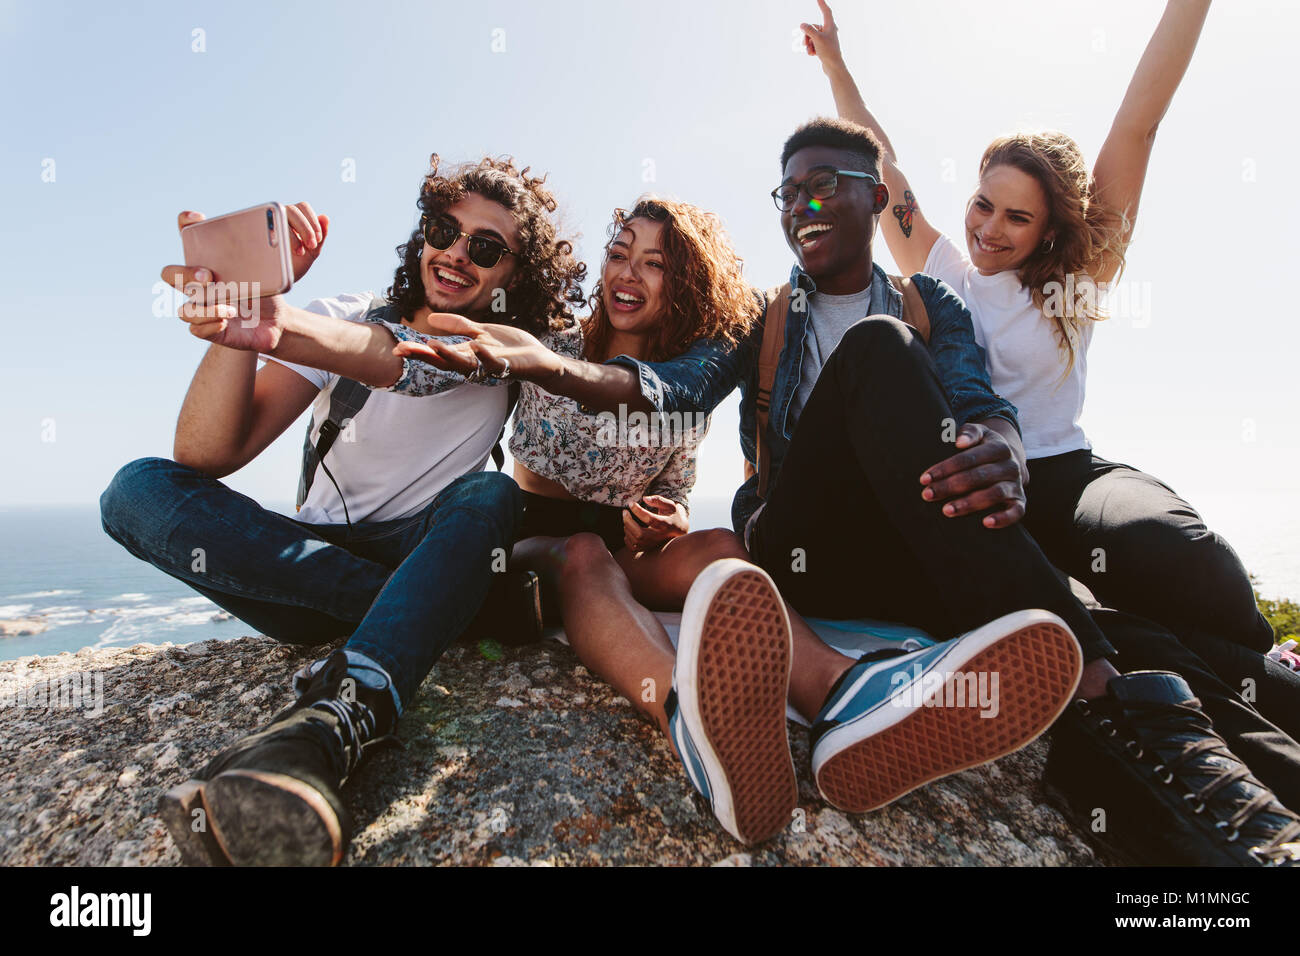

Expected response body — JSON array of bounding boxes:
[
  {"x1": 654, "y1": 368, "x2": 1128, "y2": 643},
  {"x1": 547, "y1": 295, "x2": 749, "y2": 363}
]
[{"x1": 605, "y1": 261, "x2": 1019, "y2": 534}]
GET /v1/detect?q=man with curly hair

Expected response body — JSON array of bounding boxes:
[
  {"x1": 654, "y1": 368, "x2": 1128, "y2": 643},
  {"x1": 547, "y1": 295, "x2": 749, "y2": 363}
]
[{"x1": 99, "y1": 155, "x2": 585, "y2": 866}]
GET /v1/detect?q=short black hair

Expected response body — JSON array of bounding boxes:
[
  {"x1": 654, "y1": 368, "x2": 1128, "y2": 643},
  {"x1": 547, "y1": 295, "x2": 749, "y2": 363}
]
[{"x1": 780, "y1": 117, "x2": 884, "y2": 177}]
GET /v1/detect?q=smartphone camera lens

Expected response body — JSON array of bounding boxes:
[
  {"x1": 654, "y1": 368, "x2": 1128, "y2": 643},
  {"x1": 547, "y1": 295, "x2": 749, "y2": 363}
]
[{"x1": 267, "y1": 208, "x2": 278, "y2": 247}]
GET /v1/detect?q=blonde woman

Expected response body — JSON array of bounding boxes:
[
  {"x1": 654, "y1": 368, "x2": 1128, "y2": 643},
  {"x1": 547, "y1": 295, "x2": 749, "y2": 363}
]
[{"x1": 800, "y1": 1, "x2": 1284, "y2": 679}]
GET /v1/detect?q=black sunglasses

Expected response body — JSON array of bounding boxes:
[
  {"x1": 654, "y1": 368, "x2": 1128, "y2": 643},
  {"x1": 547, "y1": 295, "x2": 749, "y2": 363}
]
[
  {"x1": 771, "y1": 167, "x2": 878, "y2": 212},
  {"x1": 421, "y1": 214, "x2": 516, "y2": 268}
]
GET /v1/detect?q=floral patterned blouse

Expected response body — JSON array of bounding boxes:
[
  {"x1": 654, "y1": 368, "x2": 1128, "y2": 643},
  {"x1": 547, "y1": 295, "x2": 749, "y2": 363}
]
[
  {"x1": 510, "y1": 322, "x2": 709, "y2": 512},
  {"x1": 379, "y1": 317, "x2": 709, "y2": 513}
]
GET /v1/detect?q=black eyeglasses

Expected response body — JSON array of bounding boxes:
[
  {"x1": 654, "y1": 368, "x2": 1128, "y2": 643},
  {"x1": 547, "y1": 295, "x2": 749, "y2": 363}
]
[
  {"x1": 771, "y1": 167, "x2": 878, "y2": 212},
  {"x1": 421, "y1": 215, "x2": 516, "y2": 268}
]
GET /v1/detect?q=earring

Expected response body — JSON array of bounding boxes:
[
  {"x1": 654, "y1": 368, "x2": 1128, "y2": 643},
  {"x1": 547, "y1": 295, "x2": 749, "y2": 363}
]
[{"x1": 1041, "y1": 237, "x2": 1056, "y2": 253}]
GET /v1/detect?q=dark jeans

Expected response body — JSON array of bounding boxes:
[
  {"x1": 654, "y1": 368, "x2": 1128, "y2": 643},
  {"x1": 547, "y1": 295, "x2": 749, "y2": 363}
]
[
  {"x1": 749, "y1": 316, "x2": 1115, "y2": 662},
  {"x1": 1024, "y1": 450, "x2": 1274, "y2": 653},
  {"x1": 99, "y1": 458, "x2": 522, "y2": 706}
]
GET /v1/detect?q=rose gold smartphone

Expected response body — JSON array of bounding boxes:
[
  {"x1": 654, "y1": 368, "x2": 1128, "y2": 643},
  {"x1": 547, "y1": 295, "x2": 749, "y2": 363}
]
[{"x1": 180, "y1": 202, "x2": 294, "y2": 295}]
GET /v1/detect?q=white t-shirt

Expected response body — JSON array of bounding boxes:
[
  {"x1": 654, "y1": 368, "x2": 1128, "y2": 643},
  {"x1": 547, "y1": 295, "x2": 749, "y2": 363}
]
[
  {"x1": 925, "y1": 234, "x2": 1094, "y2": 459},
  {"x1": 260, "y1": 293, "x2": 509, "y2": 524}
]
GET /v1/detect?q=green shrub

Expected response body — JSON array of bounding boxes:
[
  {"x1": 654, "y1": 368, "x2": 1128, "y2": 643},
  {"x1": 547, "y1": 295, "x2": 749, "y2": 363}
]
[{"x1": 1254, "y1": 577, "x2": 1300, "y2": 644}]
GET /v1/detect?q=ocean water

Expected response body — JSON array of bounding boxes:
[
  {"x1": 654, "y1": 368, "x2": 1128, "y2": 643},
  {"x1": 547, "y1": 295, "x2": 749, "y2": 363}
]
[
  {"x1": 0, "y1": 505, "x2": 262, "y2": 661},
  {"x1": 1, "y1": 494, "x2": 1295, "y2": 663}
]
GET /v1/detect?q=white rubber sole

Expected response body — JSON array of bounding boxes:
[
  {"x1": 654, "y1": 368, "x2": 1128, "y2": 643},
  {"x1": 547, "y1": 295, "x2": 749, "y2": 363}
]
[
  {"x1": 813, "y1": 608, "x2": 1083, "y2": 813},
  {"x1": 674, "y1": 558, "x2": 797, "y2": 845}
]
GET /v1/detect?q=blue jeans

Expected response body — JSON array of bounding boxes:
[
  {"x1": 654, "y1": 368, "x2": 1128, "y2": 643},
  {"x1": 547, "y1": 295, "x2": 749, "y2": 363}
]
[{"x1": 99, "y1": 458, "x2": 522, "y2": 706}]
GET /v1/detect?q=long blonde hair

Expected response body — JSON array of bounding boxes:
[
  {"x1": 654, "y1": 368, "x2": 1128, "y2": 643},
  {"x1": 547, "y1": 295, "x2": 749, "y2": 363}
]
[{"x1": 978, "y1": 132, "x2": 1129, "y2": 372}]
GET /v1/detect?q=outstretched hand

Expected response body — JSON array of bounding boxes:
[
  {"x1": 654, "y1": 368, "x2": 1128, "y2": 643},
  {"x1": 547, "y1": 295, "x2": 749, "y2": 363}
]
[
  {"x1": 800, "y1": 0, "x2": 844, "y2": 66},
  {"x1": 392, "y1": 316, "x2": 561, "y2": 383},
  {"x1": 920, "y1": 423, "x2": 1026, "y2": 529}
]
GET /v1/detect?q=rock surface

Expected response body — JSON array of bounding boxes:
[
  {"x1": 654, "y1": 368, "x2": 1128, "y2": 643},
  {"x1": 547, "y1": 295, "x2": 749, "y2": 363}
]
[{"x1": 0, "y1": 635, "x2": 1110, "y2": 866}]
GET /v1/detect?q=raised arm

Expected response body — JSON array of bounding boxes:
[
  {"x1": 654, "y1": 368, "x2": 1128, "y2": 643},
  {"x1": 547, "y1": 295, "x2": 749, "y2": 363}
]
[
  {"x1": 800, "y1": 0, "x2": 942, "y2": 275},
  {"x1": 1091, "y1": 0, "x2": 1211, "y2": 283}
]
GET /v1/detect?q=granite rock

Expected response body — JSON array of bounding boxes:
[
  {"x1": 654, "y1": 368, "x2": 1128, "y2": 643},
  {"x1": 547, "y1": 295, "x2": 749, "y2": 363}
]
[{"x1": 0, "y1": 635, "x2": 1110, "y2": 866}]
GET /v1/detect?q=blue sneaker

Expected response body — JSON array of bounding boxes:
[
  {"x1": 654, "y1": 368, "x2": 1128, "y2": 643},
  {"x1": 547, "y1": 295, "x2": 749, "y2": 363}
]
[
  {"x1": 666, "y1": 558, "x2": 797, "y2": 845},
  {"x1": 811, "y1": 609, "x2": 1083, "y2": 813}
]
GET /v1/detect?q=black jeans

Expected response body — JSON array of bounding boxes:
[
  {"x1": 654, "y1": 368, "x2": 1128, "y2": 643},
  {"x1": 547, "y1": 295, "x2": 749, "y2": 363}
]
[
  {"x1": 1022, "y1": 450, "x2": 1300, "y2": 738},
  {"x1": 748, "y1": 316, "x2": 1114, "y2": 662},
  {"x1": 1024, "y1": 450, "x2": 1274, "y2": 653}
]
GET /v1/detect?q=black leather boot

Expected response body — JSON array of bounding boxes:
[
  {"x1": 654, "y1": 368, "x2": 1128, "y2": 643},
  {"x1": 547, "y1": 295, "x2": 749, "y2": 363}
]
[
  {"x1": 159, "y1": 650, "x2": 398, "y2": 866},
  {"x1": 1046, "y1": 671, "x2": 1300, "y2": 866}
]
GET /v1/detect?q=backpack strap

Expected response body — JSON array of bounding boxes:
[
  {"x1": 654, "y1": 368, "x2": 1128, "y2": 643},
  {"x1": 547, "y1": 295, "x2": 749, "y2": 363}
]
[
  {"x1": 747, "y1": 283, "x2": 792, "y2": 500},
  {"x1": 295, "y1": 294, "x2": 391, "y2": 511},
  {"x1": 491, "y1": 380, "x2": 522, "y2": 471},
  {"x1": 888, "y1": 274, "x2": 932, "y2": 344}
]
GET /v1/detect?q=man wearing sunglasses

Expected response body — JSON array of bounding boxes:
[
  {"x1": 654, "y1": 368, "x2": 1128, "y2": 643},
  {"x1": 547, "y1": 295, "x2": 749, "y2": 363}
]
[{"x1": 100, "y1": 155, "x2": 586, "y2": 866}]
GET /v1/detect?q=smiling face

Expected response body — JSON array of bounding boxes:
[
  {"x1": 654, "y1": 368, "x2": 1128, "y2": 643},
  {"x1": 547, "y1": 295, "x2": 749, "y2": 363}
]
[
  {"x1": 964, "y1": 164, "x2": 1052, "y2": 275},
  {"x1": 600, "y1": 219, "x2": 667, "y2": 336},
  {"x1": 419, "y1": 192, "x2": 521, "y2": 318},
  {"x1": 779, "y1": 145, "x2": 886, "y2": 295}
]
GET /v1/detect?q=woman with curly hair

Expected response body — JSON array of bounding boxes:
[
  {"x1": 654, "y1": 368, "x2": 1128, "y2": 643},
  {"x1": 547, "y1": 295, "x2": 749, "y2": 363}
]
[
  {"x1": 796, "y1": 2, "x2": 1291, "y2": 695},
  {"x1": 394, "y1": 197, "x2": 808, "y2": 845}
]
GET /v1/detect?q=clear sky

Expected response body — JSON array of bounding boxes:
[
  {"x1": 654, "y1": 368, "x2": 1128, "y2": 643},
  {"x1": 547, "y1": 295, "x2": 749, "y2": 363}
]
[{"x1": 1, "y1": 0, "x2": 1296, "y2": 591}]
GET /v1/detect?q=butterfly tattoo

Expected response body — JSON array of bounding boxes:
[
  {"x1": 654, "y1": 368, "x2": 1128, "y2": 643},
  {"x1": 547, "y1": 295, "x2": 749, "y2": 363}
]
[{"x1": 893, "y1": 190, "x2": 919, "y2": 238}]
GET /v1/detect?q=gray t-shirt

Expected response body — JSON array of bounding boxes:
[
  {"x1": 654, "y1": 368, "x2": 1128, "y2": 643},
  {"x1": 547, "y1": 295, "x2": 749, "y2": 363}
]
[{"x1": 788, "y1": 281, "x2": 875, "y2": 426}]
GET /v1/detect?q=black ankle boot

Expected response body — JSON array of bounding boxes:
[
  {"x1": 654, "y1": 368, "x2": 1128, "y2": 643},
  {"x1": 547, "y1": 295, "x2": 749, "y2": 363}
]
[
  {"x1": 1045, "y1": 671, "x2": 1300, "y2": 866},
  {"x1": 159, "y1": 650, "x2": 399, "y2": 866}
]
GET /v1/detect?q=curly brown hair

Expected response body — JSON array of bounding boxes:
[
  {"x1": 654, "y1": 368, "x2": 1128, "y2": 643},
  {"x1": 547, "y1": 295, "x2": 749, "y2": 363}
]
[
  {"x1": 583, "y1": 197, "x2": 757, "y2": 363},
  {"x1": 978, "y1": 132, "x2": 1129, "y2": 374},
  {"x1": 388, "y1": 154, "x2": 586, "y2": 336}
]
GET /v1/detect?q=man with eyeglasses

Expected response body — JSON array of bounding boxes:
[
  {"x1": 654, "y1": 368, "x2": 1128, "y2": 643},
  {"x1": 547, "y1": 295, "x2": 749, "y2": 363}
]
[
  {"x1": 99, "y1": 154, "x2": 586, "y2": 866},
  {"x1": 614, "y1": 119, "x2": 1137, "y2": 806}
]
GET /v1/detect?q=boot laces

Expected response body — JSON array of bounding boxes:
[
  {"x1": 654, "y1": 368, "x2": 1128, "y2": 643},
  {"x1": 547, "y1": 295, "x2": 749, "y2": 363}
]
[
  {"x1": 311, "y1": 696, "x2": 380, "y2": 778},
  {"x1": 1077, "y1": 696, "x2": 1300, "y2": 863}
]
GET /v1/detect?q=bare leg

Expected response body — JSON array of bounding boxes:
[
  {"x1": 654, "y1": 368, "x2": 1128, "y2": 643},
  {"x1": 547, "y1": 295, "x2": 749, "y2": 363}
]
[
  {"x1": 510, "y1": 534, "x2": 568, "y2": 576},
  {"x1": 531, "y1": 533, "x2": 676, "y2": 736},
  {"x1": 618, "y1": 528, "x2": 855, "y2": 723}
]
